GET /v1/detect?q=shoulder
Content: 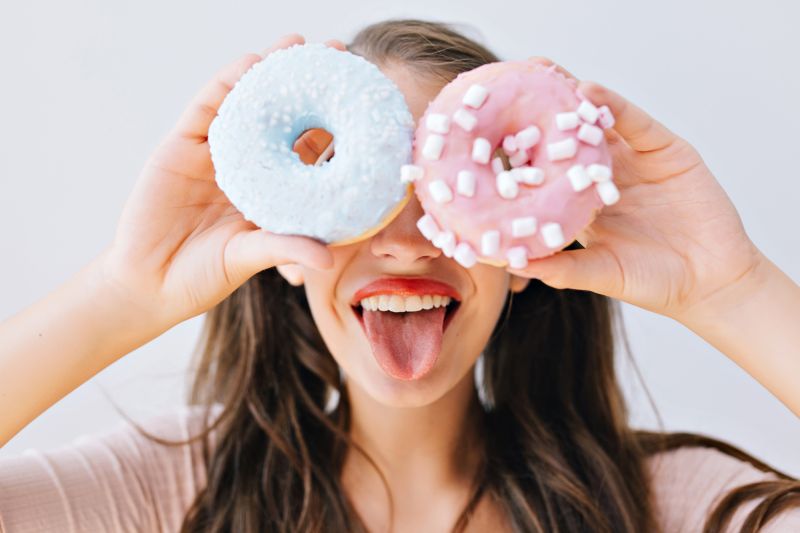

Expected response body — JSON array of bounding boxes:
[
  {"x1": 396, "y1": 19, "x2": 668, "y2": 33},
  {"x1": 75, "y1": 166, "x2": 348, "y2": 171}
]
[{"x1": 644, "y1": 445, "x2": 800, "y2": 532}]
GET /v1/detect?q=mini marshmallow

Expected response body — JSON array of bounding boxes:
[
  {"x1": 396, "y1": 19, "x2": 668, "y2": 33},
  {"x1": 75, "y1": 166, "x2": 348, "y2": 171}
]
[
  {"x1": 453, "y1": 108, "x2": 477, "y2": 132},
  {"x1": 433, "y1": 230, "x2": 457, "y2": 257},
  {"x1": 463, "y1": 84, "x2": 489, "y2": 109},
  {"x1": 472, "y1": 137, "x2": 492, "y2": 164},
  {"x1": 426, "y1": 113, "x2": 451, "y2": 134},
  {"x1": 496, "y1": 171, "x2": 518, "y2": 199},
  {"x1": 515, "y1": 126, "x2": 541, "y2": 150},
  {"x1": 428, "y1": 179, "x2": 453, "y2": 203},
  {"x1": 506, "y1": 246, "x2": 528, "y2": 269},
  {"x1": 416, "y1": 214, "x2": 440, "y2": 240},
  {"x1": 457, "y1": 170, "x2": 476, "y2": 197},
  {"x1": 502, "y1": 135, "x2": 518, "y2": 154},
  {"x1": 577, "y1": 99, "x2": 600, "y2": 124},
  {"x1": 587, "y1": 163, "x2": 612, "y2": 182},
  {"x1": 422, "y1": 134, "x2": 445, "y2": 160},
  {"x1": 556, "y1": 112, "x2": 580, "y2": 130},
  {"x1": 512, "y1": 166, "x2": 545, "y2": 185},
  {"x1": 454, "y1": 242, "x2": 477, "y2": 268},
  {"x1": 400, "y1": 164, "x2": 424, "y2": 183},
  {"x1": 547, "y1": 137, "x2": 578, "y2": 161},
  {"x1": 577, "y1": 123, "x2": 604, "y2": 146},
  {"x1": 598, "y1": 105, "x2": 615, "y2": 129},
  {"x1": 596, "y1": 180, "x2": 620, "y2": 205},
  {"x1": 509, "y1": 149, "x2": 529, "y2": 168},
  {"x1": 512, "y1": 216, "x2": 537, "y2": 237},
  {"x1": 481, "y1": 230, "x2": 500, "y2": 256},
  {"x1": 541, "y1": 222, "x2": 565, "y2": 249},
  {"x1": 491, "y1": 157, "x2": 505, "y2": 174},
  {"x1": 566, "y1": 164, "x2": 592, "y2": 192}
]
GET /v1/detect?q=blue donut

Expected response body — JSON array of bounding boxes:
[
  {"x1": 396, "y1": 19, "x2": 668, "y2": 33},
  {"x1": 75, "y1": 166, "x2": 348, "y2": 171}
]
[{"x1": 208, "y1": 43, "x2": 415, "y2": 244}]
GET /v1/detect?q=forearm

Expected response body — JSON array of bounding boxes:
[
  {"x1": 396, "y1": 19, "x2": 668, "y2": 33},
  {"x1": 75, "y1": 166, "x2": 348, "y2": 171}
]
[
  {"x1": 0, "y1": 250, "x2": 167, "y2": 446},
  {"x1": 676, "y1": 253, "x2": 800, "y2": 417}
]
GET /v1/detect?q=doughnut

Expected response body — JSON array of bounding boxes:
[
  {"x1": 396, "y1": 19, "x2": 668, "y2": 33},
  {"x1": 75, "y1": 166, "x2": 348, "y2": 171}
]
[
  {"x1": 208, "y1": 43, "x2": 415, "y2": 245},
  {"x1": 407, "y1": 60, "x2": 620, "y2": 269}
]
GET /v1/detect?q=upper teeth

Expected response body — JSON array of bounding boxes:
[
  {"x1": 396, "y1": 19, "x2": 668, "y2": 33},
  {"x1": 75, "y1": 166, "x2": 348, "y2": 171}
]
[{"x1": 360, "y1": 294, "x2": 453, "y2": 312}]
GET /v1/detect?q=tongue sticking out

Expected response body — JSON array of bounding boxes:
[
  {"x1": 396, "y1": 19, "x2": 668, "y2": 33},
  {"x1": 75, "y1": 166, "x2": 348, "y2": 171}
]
[{"x1": 362, "y1": 306, "x2": 446, "y2": 380}]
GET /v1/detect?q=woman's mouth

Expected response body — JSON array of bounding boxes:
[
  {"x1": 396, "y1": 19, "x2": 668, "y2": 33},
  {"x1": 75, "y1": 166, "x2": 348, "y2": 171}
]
[{"x1": 349, "y1": 277, "x2": 462, "y2": 380}]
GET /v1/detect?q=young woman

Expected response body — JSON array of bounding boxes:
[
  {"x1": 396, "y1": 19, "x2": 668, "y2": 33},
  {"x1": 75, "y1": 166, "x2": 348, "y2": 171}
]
[{"x1": 1, "y1": 19, "x2": 799, "y2": 533}]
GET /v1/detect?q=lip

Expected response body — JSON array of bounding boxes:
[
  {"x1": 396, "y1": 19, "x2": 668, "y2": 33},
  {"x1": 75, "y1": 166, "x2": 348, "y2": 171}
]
[{"x1": 349, "y1": 276, "x2": 462, "y2": 332}]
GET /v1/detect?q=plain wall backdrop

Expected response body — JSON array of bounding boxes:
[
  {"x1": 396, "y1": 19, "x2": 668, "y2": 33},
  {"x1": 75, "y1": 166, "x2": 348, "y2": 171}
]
[{"x1": 1, "y1": 0, "x2": 798, "y2": 477}]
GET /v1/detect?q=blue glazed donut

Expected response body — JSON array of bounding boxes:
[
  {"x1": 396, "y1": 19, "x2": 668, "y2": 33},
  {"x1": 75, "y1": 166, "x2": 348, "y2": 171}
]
[{"x1": 208, "y1": 43, "x2": 415, "y2": 245}]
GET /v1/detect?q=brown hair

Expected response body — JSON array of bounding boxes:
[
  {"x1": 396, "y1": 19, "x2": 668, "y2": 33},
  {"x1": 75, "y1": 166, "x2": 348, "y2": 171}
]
[{"x1": 121, "y1": 18, "x2": 800, "y2": 532}]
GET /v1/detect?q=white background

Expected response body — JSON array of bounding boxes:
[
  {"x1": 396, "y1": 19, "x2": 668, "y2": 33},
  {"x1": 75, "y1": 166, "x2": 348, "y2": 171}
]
[{"x1": 1, "y1": 0, "x2": 798, "y2": 476}]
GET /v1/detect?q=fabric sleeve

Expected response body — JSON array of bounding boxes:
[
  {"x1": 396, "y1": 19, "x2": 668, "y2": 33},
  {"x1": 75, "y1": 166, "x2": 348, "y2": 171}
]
[
  {"x1": 0, "y1": 404, "x2": 222, "y2": 533},
  {"x1": 647, "y1": 445, "x2": 800, "y2": 532}
]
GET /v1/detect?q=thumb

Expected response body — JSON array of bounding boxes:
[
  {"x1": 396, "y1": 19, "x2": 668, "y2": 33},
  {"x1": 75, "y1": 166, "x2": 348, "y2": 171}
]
[
  {"x1": 507, "y1": 245, "x2": 623, "y2": 297},
  {"x1": 224, "y1": 229, "x2": 333, "y2": 285}
]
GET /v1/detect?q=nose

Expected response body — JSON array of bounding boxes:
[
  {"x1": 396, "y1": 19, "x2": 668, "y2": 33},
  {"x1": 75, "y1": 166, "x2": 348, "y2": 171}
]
[{"x1": 369, "y1": 193, "x2": 442, "y2": 263}]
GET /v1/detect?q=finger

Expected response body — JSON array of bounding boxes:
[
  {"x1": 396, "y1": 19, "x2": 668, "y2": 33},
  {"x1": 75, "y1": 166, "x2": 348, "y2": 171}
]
[
  {"x1": 225, "y1": 230, "x2": 333, "y2": 287},
  {"x1": 293, "y1": 128, "x2": 334, "y2": 164},
  {"x1": 578, "y1": 80, "x2": 677, "y2": 153},
  {"x1": 260, "y1": 33, "x2": 306, "y2": 58},
  {"x1": 507, "y1": 245, "x2": 623, "y2": 298},
  {"x1": 173, "y1": 35, "x2": 306, "y2": 142},
  {"x1": 172, "y1": 53, "x2": 263, "y2": 141},
  {"x1": 526, "y1": 56, "x2": 578, "y2": 81},
  {"x1": 325, "y1": 39, "x2": 347, "y2": 51}
]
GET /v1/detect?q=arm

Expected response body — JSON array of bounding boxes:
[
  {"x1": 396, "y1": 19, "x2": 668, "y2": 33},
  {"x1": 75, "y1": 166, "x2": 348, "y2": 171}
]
[
  {"x1": 0, "y1": 249, "x2": 166, "y2": 447},
  {"x1": 676, "y1": 253, "x2": 800, "y2": 416}
]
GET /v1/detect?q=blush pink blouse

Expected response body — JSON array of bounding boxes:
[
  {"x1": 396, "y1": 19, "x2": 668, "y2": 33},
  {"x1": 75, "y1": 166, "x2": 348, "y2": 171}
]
[{"x1": 1, "y1": 404, "x2": 798, "y2": 532}]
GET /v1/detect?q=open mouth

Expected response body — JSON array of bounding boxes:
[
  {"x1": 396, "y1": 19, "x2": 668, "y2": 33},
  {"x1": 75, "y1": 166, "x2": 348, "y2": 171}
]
[{"x1": 351, "y1": 295, "x2": 461, "y2": 333}]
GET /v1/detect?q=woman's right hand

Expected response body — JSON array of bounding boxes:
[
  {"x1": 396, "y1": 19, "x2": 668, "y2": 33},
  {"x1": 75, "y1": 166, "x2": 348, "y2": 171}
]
[{"x1": 96, "y1": 34, "x2": 338, "y2": 331}]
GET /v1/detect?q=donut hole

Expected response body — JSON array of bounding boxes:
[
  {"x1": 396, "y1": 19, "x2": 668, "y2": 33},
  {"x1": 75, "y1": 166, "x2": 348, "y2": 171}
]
[{"x1": 293, "y1": 128, "x2": 335, "y2": 165}]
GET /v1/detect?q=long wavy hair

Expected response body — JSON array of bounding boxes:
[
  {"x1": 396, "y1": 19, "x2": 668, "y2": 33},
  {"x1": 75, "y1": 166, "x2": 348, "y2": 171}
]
[{"x1": 123, "y1": 18, "x2": 800, "y2": 532}]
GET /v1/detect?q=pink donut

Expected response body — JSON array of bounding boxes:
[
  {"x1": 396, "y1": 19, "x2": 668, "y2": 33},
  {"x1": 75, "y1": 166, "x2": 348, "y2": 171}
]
[{"x1": 406, "y1": 60, "x2": 620, "y2": 270}]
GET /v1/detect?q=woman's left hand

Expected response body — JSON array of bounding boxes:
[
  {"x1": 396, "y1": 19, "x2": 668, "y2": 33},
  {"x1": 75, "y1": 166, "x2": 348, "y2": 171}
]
[{"x1": 507, "y1": 58, "x2": 767, "y2": 322}]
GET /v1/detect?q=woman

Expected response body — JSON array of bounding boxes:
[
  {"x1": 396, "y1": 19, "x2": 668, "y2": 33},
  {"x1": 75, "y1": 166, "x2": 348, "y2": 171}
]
[{"x1": 1, "y1": 18, "x2": 799, "y2": 533}]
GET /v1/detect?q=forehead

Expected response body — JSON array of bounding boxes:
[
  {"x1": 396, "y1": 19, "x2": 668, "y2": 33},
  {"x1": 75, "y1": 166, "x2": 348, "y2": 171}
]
[{"x1": 377, "y1": 62, "x2": 446, "y2": 122}]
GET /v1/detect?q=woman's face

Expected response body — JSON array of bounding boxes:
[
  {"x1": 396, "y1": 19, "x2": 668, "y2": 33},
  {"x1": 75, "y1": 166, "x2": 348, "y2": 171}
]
[{"x1": 277, "y1": 63, "x2": 529, "y2": 408}]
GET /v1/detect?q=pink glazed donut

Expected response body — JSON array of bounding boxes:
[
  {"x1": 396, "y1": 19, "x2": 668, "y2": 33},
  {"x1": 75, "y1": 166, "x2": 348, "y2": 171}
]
[{"x1": 405, "y1": 60, "x2": 620, "y2": 270}]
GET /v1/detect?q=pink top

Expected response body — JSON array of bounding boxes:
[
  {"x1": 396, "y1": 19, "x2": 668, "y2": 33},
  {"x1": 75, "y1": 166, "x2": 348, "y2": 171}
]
[{"x1": 1, "y1": 405, "x2": 798, "y2": 532}]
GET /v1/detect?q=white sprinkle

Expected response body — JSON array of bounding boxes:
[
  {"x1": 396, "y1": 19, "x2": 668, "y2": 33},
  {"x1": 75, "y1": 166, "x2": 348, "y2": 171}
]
[
  {"x1": 416, "y1": 214, "x2": 440, "y2": 240},
  {"x1": 597, "y1": 105, "x2": 615, "y2": 129},
  {"x1": 454, "y1": 242, "x2": 477, "y2": 268},
  {"x1": 426, "y1": 113, "x2": 451, "y2": 134},
  {"x1": 491, "y1": 157, "x2": 505, "y2": 174},
  {"x1": 428, "y1": 179, "x2": 453, "y2": 203},
  {"x1": 453, "y1": 108, "x2": 477, "y2": 131},
  {"x1": 566, "y1": 164, "x2": 592, "y2": 192},
  {"x1": 422, "y1": 134, "x2": 445, "y2": 160},
  {"x1": 512, "y1": 166, "x2": 545, "y2": 185},
  {"x1": 463, "y1": 84, "x2": 489, "y2": 108},
  {"x1": 433, "y1": 230, "x2": 457, "y2": 257},
  {"x1": 512, "y1": 217, "x2": 538, "y2": 237},
  {"x1": 541, "y1": 222, "x2": 565, "y2": 249},
  {"x1": 509, "y1": 149, "x2": 529, "y2": 168},
  {"x1": 577, "y1": 123, "x2": 604, "y2": 146},
  {"x1": 472, "y1": 137, "x2": 492, "y2": 164},
  {"x1": 546, "y1": 137, "x2": 578, "y2": 161},
  {"x1": 596, "y1": 181, "x2": 620, "y2": 205},
  {"x1": 457, "y1": 170, "x2": 476, "y2": 197},
  {"x1": 556, "y1": 112, "x2": 580, "y2": 130},
  {"x1": 496, "y1": 171, "x2": 518, "y2": 199},
  {"x1": 577, "y1": 99, "x2": 600, "y2": 124},
  {"x1": 481, "y1": 230, "x2": 501, "y2": 256},
  {"x1": 515, "y1": 126, "x2": 541, "y2": 150},
  {"x1": 400, "y1": 164, "x2": 424, "y2": 183},
  {"x1": 587, "y1": 164, "x2": 612, "y2": 182},
  {"x1": 502, "y1": 135, "x2": 518, "y2": 153},
  {"x1": 507, "y1": 246, "x2": 528, "y2": 269}
]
